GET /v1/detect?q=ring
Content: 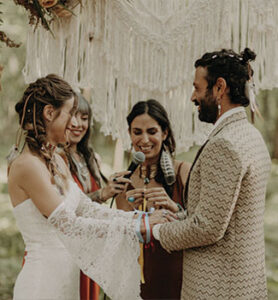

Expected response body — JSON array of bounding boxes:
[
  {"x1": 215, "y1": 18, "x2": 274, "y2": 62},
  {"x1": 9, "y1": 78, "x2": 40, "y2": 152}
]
[
  {"x1": 149, "y1": 207, "x2": 155, "y2": 214},
  {"x1": 162, "y1": 210, "x2": 168, "y2": 216},
  {"x1": 128, "y1": 196, "x2": 135, "y2": 203}
]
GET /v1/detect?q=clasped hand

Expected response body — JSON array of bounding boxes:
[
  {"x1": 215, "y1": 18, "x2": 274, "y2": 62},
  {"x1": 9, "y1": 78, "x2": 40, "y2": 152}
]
[
  {"x1": 139, "y1": 209, "x2": 177, "y2": 238},
  {"x1": 126, "y1": 187, "x2": 179, "y2": 213}
]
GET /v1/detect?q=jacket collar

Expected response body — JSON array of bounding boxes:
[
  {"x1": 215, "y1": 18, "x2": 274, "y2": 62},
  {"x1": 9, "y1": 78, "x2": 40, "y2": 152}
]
[{"x1": 208, "y1": 109, "x2": 247, "y2": 139}]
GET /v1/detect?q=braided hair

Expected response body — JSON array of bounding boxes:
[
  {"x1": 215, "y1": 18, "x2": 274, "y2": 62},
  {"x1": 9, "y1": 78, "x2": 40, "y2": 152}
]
[
  {"x1": 15, "y1": 74, "x2": 77, "y2": 191},
  {"x1": 194, "y1": 48, "x2": 256, "y2": 106}
]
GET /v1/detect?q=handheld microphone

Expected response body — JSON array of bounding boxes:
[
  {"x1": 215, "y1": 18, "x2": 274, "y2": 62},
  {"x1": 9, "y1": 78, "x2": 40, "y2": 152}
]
[{"x1": 124, "y1": 151, "x2": 145, "y2": 178}]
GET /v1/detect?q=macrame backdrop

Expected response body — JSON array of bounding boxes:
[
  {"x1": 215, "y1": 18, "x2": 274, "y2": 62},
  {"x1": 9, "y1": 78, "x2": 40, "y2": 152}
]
[{"x1": 23, "y1": 0, "x2": 278, "y2": 153}]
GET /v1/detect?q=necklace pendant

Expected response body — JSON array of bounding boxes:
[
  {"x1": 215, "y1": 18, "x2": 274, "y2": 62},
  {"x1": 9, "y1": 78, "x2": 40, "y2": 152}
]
[{"x1": 144, "y1": 177, "x2": 150, "y2": 185}]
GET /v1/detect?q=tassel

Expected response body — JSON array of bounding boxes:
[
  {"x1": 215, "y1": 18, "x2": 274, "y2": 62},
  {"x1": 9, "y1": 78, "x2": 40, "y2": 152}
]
[
  {"x1": 6, "y1": 144, "x2": 19, "y2": 169},
  {"x1": 245, "y1": 80, "x2": 263, "y2": 120}
]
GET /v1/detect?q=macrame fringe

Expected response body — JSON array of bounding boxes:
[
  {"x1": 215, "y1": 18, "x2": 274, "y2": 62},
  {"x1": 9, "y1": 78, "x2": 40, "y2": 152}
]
[{"x1": 23, "y1": 0, "x2": 278, "y2": 153}]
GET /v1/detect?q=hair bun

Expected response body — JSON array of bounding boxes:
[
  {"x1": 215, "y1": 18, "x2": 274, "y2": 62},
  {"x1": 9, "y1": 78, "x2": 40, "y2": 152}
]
[{"x1": 241, "y1": 48, "x2": 256, "y2": 63}]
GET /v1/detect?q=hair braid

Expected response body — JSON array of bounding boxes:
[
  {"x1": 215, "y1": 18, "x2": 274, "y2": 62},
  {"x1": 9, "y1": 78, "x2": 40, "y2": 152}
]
[{"x1": 15, "y1": 74, "x2": 76, "y2": 193}]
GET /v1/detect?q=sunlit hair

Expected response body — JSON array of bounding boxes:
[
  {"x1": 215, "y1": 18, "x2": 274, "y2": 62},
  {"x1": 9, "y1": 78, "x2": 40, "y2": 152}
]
[
  {"x1": 195, "y1": 48, "x2": 256, "y2": 106},
  {"x1": 15, "y1": 74, "x2": 77, "y2": 192},
  {"x1": 66, "y1": 93, "x2": 107, "y2": 185}
]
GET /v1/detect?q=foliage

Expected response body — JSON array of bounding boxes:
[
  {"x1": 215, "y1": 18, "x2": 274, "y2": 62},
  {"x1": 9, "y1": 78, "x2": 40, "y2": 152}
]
[
  {"x1": 0, "y1": 193, "x2": 24, "y2": 300},
  {"x1": 13, "y1": 0, "x2": 82, "y2": 32}
]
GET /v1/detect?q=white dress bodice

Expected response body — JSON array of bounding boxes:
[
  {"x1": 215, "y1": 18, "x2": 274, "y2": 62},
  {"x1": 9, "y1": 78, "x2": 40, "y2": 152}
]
[
  {"x1": 13, "y1": 181, "x2": 141, "y2": 300},
  {"x1": 13, "y1": 182, "x2": 80, "y2": 300}
]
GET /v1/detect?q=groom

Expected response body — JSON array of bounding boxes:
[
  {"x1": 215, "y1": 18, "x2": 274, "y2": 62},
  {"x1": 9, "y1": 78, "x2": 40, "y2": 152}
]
[{"x1": 152, "y1": 48, "x2": 271, "y2": 299}]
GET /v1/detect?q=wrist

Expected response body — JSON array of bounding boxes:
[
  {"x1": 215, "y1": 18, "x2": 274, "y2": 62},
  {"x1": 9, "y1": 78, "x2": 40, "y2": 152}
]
[{"x1": 100, "y1": 187, "x2": 107, "y2": 201}]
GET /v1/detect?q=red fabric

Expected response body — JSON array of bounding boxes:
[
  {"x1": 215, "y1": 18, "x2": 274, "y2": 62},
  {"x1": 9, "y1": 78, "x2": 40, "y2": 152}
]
[
  {"x1": 73, "y1": 173, "x2": 100, "y2": 300},
  {"x1": 22, "y1": 251, "x2": 27, "y2": 267}
]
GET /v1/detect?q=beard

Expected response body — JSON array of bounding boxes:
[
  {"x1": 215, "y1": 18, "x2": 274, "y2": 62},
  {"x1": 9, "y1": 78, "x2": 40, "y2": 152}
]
[{"x1": 196, "y1": 91, "x2": 218, "y2": 124}]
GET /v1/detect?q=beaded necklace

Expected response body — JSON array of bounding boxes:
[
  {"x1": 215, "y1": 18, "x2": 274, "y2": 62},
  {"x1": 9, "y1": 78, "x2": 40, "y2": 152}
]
[{"x1": 71, "y1": 152, "x2": 92, "y2": 193}]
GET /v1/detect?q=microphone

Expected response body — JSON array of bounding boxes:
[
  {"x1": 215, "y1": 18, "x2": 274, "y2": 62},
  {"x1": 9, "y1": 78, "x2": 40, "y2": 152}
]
[{"x1": 124, "y1": 151, "x2": 145, "y2": 178}]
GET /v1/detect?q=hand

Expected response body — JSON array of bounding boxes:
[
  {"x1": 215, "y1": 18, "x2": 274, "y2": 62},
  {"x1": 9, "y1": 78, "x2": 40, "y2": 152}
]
[
  {"x1": 139, "y1": 209, "x2": 177, "y2": 236},
  {"x1": 144, "y1": 187, "x2": 179, "y2": 213},
  {"x1": 125, "y1": 188, "x2": 145, "y2": 210},
  {"x1": 101, "y1": 171, "x2": 132, "y2": 201}
]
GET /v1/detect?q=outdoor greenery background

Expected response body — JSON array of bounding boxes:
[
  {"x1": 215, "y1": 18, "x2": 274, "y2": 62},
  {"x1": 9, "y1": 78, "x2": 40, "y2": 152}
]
[{"x1": 0, "y1": 2, "x2": 277, "y2": 299}]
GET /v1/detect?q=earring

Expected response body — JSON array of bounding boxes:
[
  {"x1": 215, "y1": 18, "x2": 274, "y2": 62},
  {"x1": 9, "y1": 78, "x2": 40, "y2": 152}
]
[{"x1": 218, "y1": 102, "x2": 221, "y2": 116}]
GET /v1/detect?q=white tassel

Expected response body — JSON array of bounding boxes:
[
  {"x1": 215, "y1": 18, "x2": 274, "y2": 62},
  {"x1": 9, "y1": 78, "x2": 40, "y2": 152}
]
[{"x1": 6, "y1": 145, "x2": 19, "y2": 167}]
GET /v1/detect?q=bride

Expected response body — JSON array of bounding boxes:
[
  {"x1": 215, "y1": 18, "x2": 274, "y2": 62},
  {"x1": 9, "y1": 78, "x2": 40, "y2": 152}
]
[{"x1": 7, "y1": 74, "x2": 175, "y2": 300}]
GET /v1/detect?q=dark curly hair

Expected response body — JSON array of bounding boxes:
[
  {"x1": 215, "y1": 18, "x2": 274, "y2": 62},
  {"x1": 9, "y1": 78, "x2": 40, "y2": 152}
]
[
  {"x1": 195, "y1": 48, "x2": 256, "y2": 106},
  {"x1": 15, "y1": 74, "x2": 77, "y2": 192}
]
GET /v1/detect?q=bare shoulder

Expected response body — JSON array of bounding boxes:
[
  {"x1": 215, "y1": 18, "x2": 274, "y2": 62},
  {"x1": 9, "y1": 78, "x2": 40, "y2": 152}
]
[
  {"x1": 8, "y1": 153, "x2": 51, "y2": 206},
  {"x1": 9, "y1": 153, "x2": 49, "y2": 183},
  {"x1": 173, "y1": 159, "x2": 191, "y2": 186}
]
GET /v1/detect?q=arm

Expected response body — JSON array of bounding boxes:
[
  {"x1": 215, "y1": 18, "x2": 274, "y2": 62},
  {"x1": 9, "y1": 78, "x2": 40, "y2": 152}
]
[
  {"x1": 11, "y1": 155, "x2": 64, "y2": 217},
  {"x1": 158, "y1": 138, "x2": 244, "y2": 252},
  {"x1": 48, "y1": 198, "x2": 141, "y2": 300}
]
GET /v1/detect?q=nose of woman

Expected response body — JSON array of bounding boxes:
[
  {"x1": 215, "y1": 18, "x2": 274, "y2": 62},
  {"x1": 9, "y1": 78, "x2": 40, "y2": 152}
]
[
  {"x1": 70, "y1": 114, "x2": 78, "y2": 128},
  {"x1": 141, "y1": 132, "x2": 150, "y2": 143}
]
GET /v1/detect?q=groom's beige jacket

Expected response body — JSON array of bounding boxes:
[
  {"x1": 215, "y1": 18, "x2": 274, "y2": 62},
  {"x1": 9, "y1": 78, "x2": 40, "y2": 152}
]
[{"x1": 159, "y1": 110, "x2": 271, "y2": 300}]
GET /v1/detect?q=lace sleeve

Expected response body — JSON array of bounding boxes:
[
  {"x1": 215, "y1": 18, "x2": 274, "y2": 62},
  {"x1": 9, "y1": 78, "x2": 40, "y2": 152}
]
[
  {"x1": 76, "y1": 188, "x2": 135, "y2": 220},
  {"x1": 48, "y1": 202, "x2": 141, "y2": 300}
]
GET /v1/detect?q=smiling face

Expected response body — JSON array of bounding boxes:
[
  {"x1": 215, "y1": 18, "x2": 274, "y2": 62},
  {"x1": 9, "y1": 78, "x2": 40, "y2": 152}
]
[
  {"x1": 46, "y1": 96, "x2": 77, "y2": 145},
  {"x1": 68, "y1": 111, "x2": 89, "y2": 148},
  {"x1": 129, "y1": 113, "x2": 167, "y2": 165},
  {"x1": 191, "y1": 66, "x2": 218, "y2": 124}
]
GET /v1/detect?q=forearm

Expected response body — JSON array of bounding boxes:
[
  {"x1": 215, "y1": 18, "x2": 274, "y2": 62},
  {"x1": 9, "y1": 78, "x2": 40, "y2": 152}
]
[
  {"x1": 87, "y1": 190, "x2": 105, "y2": 203},
  {"x1": 158, "y1": 215, "x2": 226, "y2": 252}
]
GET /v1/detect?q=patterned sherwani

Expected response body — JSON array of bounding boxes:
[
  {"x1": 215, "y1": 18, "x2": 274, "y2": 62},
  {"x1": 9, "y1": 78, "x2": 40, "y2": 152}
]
[{"x1": 159, "y1": 109, "x2": 271, "y2": 300}]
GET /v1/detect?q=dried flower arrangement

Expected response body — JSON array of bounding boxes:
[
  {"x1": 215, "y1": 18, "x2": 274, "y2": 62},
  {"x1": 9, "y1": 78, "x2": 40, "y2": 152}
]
[{"x1": 13, "y1": 0, "x2": 82, "y2": 32}]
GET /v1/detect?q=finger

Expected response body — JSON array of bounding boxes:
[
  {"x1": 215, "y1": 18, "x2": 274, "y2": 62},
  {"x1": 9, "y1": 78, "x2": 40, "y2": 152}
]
[
  {"x1": 127, "y1": 192, "x2": 145, "y2": 200},
  {"x1": 113, "y1": 183, "x2": 127, "y2": 189},
  {"x1": 164, "y1": 214, "x2": 177, "y2": 222},
  {"x1": 133, "y1": 198, "x2": 144, "y2": 205},
  {"x1": 161, "y1": 209, "x2": 177, "y2": 219},
  {"x1": 144, "y1": 191, "x2": 166, "y2": 198},
  {"x1": 115, "y1": 170, "x2": 132, "y2": 177},
  {"x1": 144, "y1": 187, "x2": 164, "y2": 194},
  {"x1": 113, "y1": 177, "x2": 132, "y2": 184},
  {"x1": 146, "y1": 196, "x2": 167, "y2": 202},
  {"x1": 126, "y1": 188, "x2": 145, "y2": 195}
]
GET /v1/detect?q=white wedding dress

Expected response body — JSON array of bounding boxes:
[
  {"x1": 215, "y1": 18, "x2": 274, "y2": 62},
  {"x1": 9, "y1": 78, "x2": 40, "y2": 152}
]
[{"x1": 13, "y1": 180, "x2": 141, "y2": 300}]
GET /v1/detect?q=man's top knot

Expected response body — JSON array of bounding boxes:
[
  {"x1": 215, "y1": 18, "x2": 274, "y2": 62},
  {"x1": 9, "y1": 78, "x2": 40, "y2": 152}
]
[{"x1": 241, "y1": 48, "x2": 256, "y2": 64}]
